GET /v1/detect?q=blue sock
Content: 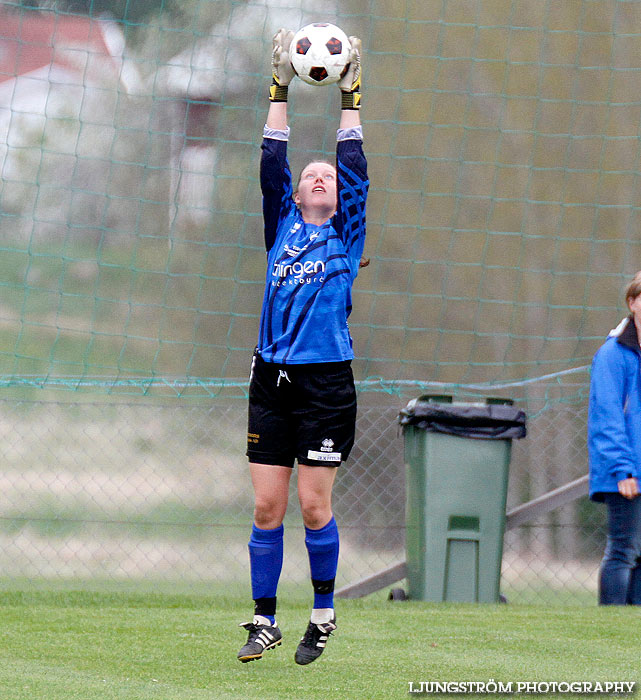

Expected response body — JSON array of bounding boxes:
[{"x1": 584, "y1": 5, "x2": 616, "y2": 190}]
[
  {"x1": 304, "y1": 516, "x2": 339, "y2": 610},
  {"x1": 248, "y1": 523, "x2": 284, "y2": 625}
]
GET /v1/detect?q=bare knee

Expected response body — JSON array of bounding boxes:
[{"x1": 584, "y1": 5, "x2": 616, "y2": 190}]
[
  {"x1": 300, "y1": 501, "x2": 332, "y2": 530},
  {"x1": 254, "y1": 495, "x2": 287, "y2": 530},
  {"x1": 250, "y1": 463, "x2": 291, "y2": 529}
]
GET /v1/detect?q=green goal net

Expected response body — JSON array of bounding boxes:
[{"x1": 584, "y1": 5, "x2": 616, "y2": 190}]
[{"x1": 0, "y1": 0, "x2": 638, "y2": 398}]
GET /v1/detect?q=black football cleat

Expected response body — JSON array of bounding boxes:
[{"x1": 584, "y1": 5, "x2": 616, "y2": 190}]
[
  {"x1": 294, "y1": 617, "x2": 336, "y2": 665},
  {"x1": 237, "y1": 620, "x2": 282, "y2": 663}
]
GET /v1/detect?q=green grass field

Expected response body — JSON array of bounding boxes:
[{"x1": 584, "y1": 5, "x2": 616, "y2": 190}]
[{"x1": 1, "y1": 589, "x2": 639, "y2": 700}]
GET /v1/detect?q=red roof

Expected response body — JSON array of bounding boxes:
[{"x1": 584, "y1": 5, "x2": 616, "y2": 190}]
[{"x1": 0, "y1": 9, "x2": 115, "y2": 83}]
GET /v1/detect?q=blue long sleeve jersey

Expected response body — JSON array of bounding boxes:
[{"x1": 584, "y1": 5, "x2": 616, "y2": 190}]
[{"x1": 257, "y1": 125, "x2": 368, "y2": 364}]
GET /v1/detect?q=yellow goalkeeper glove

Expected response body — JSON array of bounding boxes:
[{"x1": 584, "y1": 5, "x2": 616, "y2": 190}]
[
  {"x1": 270, "y1": 28, "x2": 295, "y2": 102},
  {"x1": 339, "y1": 36, "x2": 362, "y2": 110}
]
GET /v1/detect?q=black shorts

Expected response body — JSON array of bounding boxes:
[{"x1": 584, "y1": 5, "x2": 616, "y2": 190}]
[{"x1": 246, "y1": 352, "x2": 357, "y2": 468}]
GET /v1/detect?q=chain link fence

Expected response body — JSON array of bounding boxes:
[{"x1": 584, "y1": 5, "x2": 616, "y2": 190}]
[{"x1": 0, "y1": 384, "x2": 605, "y2": 604}]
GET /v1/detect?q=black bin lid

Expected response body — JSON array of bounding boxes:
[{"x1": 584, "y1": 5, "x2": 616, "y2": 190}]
[{"x1": 398, "y1": 395, "x2": 527, "y2": 440}]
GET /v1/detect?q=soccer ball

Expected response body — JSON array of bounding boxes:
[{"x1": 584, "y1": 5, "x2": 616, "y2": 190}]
[{"x1": 290, "y1": 23, "x2": 351, "y2": 86}]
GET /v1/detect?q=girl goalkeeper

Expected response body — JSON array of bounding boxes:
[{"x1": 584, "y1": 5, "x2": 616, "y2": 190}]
[{"x1": 237, "y1": 28, "x2": 367, "y2": 665}]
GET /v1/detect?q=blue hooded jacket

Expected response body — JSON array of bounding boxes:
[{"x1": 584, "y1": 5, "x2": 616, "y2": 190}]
[{"x1": 588, "y1": 315, "x2": 641, "y2": 501}]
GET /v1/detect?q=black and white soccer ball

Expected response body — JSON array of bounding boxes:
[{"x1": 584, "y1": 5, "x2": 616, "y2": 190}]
[{"x1": 290, "y1": 23, "x2": 351, "y2": 86}]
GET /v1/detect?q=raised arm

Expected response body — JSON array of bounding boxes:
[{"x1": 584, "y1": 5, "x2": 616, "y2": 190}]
[
  {"x1": 261, "y1": 29, "x2": 296, "y2": 251},
  {"x1": 266, "y1": 101, "x2": 288, "y2": 131},
  {"x1": 335, "y1": 37, "x2": 368, "y2": 260},
  {"x1": 340, "y1": 108, "x2": 361, "y2": 131}
]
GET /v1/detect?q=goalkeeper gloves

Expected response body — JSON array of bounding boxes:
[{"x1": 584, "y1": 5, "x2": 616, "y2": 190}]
[
  {"x1": 270, "y1": 28, "x2": 295, "y2": 102},
  {"x1": 339, "y1": 36, "x2": 362, "y2": 110}
]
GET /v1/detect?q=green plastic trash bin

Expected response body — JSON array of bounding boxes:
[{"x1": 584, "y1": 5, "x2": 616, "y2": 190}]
[{"x1": 398, "y1": 396, "x2": 526, "y2": 603}]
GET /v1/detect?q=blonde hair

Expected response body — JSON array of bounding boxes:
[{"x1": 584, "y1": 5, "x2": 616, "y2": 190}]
[
  {"x1": 294, "y1": 160, "x2": 336, "y2": 192},
  {"x1": 294, "y1": 159, "x2": 370, "y2": 270},
  {"x1": 625, "y1": 271, "x2": 641, "y2": 304}
]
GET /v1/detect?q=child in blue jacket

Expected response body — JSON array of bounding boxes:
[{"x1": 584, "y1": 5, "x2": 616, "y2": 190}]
[{"x1": 588, "y1": 271, "x2": 641, "y2": 604}]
